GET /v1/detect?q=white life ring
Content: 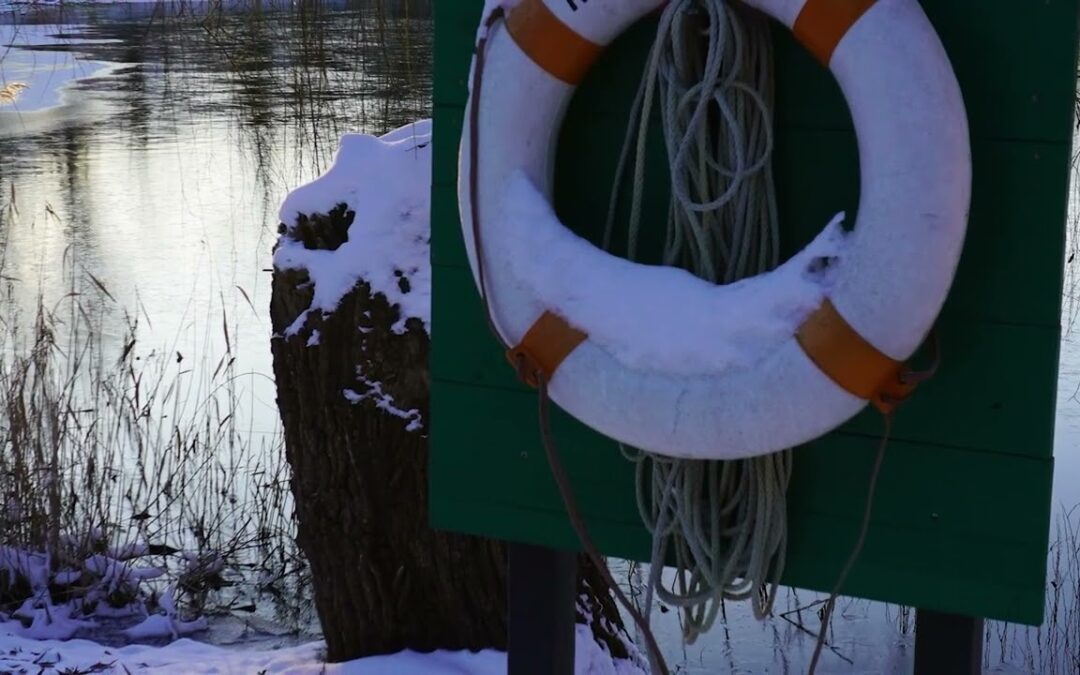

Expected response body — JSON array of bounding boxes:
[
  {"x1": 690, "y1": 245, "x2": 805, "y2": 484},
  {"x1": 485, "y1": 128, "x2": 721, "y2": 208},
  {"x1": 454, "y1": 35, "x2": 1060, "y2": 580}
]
[{"x1": 458, "y1": 0, "x2": 971, "y2": 460}]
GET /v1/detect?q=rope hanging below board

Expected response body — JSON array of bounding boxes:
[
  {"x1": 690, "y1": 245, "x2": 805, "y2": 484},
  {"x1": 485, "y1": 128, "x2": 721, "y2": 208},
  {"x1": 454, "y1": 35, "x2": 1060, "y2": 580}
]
[
  {"x1": 611, "y1": 5, "x2": 938, "y2": 673},
  {"x1": 606, "y1": 0, "x2": 789, "y2": 646}
]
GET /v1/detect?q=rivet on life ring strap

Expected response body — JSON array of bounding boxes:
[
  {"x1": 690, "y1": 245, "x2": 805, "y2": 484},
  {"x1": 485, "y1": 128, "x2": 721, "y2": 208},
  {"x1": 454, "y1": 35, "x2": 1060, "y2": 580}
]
[
  {"x1": 796, "y1": 299, "x2": 917, "y2": 414},
  {"x1": 507, "y1": 311, "x2": 588, "y2": 388},
  {"x1": 506, "y1": 0, "x2": 603, "y2": 86},
  {"x1": 793, "y1": 0, "x2": 877, "y2": 66}
]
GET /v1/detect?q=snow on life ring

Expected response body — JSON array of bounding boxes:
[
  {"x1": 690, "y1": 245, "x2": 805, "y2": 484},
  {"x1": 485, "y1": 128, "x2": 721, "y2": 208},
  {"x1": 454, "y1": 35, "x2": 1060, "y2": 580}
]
[{"x1": 458, "y1": 0, "x2": 971, "y2": 460}]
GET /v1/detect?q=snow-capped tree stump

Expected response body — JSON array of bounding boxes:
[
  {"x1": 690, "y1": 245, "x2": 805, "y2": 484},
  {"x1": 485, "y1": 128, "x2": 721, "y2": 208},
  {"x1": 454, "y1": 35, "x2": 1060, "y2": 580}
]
[
  {"x1": 269, "y1": 122, "x2": 639, "y2": 665},
  {"x1": 270, "y1": 203, "x2": 638, "y2": 663},
  {"x1": 271, "y1": 207, "x2": 505, "y2": 660}
]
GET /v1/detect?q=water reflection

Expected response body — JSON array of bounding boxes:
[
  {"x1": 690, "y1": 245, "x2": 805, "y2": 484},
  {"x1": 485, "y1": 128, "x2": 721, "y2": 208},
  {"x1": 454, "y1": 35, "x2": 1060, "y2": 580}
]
[
  {"x1": 0, "y1": 0, "x2": 432, "y2": 437},
  {"x1": 0, "y1": 0, "x2": 431, "y2": 643}
]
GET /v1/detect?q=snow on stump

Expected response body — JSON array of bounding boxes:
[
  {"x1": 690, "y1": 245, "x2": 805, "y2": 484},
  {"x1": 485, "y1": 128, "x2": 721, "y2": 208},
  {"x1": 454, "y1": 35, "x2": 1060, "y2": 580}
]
[{"x1": 271, "y1": 122, "x2": 505, "y2": 660}]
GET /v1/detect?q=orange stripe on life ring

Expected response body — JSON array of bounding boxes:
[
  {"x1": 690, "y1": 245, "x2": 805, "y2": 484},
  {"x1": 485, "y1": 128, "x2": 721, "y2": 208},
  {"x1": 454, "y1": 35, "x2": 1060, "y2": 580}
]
[
  {"x1": 796, "y1": 299, "x2": 915, "y2": 414},
  {"x1": 508, "y1": 311, "x2": 588, "y2": 388},
  {"x1": 506, "y1": 0, "x2": 603, "y2": 85},
  {"x1": 793, "y1": 0, "x2": 877, "y2": 66}
]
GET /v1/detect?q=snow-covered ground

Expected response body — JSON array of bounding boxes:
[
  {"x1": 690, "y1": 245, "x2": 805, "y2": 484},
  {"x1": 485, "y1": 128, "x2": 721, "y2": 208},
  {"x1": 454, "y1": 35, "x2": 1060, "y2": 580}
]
[{"x1": 0, "y1": 627, "x2": 646, "y2": 674}]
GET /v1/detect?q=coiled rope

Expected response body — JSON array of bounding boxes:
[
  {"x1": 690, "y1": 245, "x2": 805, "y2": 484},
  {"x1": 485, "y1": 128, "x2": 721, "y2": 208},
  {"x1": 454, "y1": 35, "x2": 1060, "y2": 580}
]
[{"x1": 605, "y1": 0, "x2": 791, "y2": 645}]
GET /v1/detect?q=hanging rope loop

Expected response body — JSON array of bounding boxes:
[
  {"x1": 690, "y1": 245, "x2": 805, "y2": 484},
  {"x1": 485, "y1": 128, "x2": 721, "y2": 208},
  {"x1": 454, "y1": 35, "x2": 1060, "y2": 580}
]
[{"x1": 608, "y1": 0, "x2": 788, "y2": 645}]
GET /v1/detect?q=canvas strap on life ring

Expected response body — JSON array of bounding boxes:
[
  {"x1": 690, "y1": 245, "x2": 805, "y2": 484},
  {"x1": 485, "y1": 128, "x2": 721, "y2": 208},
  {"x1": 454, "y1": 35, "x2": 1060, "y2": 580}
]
[
  {"x1": 509, "y1": 300, "x2": 920, "y2": 413},
  {"x1": 796, "y1": 300, "x2": 918, "y2": 414},
  {"x1": 506, "y1": 0, "x2": 602, "y2": 85},
  {"x1": 793, "y1": 0, "x2": 877, "y2": 65},
  {"x1": 507, "y1": 311, "x2": 587, "y2": 387}
]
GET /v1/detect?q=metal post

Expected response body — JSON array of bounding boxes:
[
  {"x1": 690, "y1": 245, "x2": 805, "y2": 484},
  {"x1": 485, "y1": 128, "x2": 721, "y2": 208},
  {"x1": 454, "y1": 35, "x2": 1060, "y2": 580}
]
[
  {"x1": 913, "y1": 609, "x2": 984, "y2": 675},
  {"x1": 508, "y1": 543, "x2": 577, "y2": 675}
]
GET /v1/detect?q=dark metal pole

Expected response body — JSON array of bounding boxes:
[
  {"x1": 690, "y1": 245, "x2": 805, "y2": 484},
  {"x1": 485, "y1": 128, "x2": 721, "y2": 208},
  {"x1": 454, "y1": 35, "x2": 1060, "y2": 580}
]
[
  {"x1": 508, "y1": 543, "x2": 577, "y2": 675},
  {"x1": 913, "y1": 609, "x2": 984, "y2": 675}
]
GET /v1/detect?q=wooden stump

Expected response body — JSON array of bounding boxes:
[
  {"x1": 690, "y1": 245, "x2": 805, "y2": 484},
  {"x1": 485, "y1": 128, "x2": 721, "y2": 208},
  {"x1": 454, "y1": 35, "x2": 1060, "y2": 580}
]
[{"x1": 271, "y1": 204, "x2": 637, "y2": 663}]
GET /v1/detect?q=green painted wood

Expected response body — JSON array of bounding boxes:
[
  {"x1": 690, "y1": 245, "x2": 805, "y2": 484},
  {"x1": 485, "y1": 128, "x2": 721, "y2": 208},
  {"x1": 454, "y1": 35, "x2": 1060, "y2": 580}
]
[
  {"x1": 430, "y1": 0, "x2": 1077, "y2": 626},
  {"x1": 771, "y1": 0, "x2": 1080, "y2": 144},
  {"x1": 431, "y1": 385, "x2": 1053, "y2": 623}
]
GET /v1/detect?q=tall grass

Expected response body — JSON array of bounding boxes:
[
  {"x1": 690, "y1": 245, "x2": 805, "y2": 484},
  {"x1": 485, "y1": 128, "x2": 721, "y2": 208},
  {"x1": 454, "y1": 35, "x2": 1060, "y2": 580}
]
[
  {"x1": 984, "y1": 507, "x2": 1080, "y2": 674},
  {"x1": 167, "y1": 0, "x2": 432, "y2": 179},
  {"x1": 0, "y1": 236, "x2": 308, "y2": 630}
]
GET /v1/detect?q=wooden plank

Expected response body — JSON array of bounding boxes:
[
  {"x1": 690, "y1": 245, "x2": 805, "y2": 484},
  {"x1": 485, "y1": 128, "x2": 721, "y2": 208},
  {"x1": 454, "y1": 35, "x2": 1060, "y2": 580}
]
[
  {"x1": 435, "y1": 1, "x2": 1080, "y2": 144},
  {"x1": 428, "y1": 498, "x2": 653, "y2": 564},
  {"x1": 432, "y1": 499, "x2": 1048, "y2": 625},
  {"x1": 430, "y1": 385, "x2": 1053, "y2": 624},
  {"x1": 773, "y1": 0, "x2": 1080, "y2": 145},
  {"x1": 432, "y1": 381, "x2": 1054, "y2": 550},
  {"x1": 429, "y1": 496, "x2": 1048, "y2": 626},
  {"x1": 840, "y1": 322, "x2": 1060, "y2": 453},
  {"x1": 432, "y1": 1, "x2": 480, "y2": 108},
  {"x1": 431, "y1": 107, "x2": 465, "y2": 190},
  {"x1": 428, "y1": 366, "x2": 637, "y2": 513}
]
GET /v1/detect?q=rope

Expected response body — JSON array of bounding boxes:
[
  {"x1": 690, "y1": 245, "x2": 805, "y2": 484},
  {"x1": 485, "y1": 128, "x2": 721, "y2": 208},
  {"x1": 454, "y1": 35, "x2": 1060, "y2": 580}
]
[
  {"x1": 606, "y1": 0, "x2": 789, "y2": 646},
  {"x1": 533, "y1": 363, "x2": 670, "y2": 675},
  {"x1": 605, "y1": 0, "x2": 778, "y2": 280},
  {"x1": 469, "y1": 10, "x2": 671, "y2": 674},
  {"x1": 806, "y1": 415, "x2": 892, "y2": 674},
  {"x1": 805, "y1": 339, "x2": 939, "y2": 672}
]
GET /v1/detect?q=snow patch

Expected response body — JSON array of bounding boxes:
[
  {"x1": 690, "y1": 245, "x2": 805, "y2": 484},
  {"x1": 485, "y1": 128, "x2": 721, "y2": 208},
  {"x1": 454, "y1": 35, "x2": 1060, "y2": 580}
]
[
  {"x1": 124, "y1": 613, "x2": 208, "y2": 641},
  {"x1": 0, "y1": 629, "x2": 645, "y2": 674},
  {"x1": 574, "y1": 624, "x2": 647, "y2": 675},
  {"x1": 52, "y1": 569, "x2": 82, "y2": 586},
  {"x1": 276, "y1": 120, "x2": 432, "y2": 335},
  {"x1": 0, "y1": 546, "x2": 50, "y2": 589},
  {"x1": 5, "y1": 602, "x2": 95, "y2": 641},
  {"x1": 494, "y1": 173, "x2": 849, "y2": 376},
  {"x1": 181, "y1": 552, "x2": 225, "y2": 577},
  {"x1": 343, "y1": 375, "x2": 423, "y2": 432}
]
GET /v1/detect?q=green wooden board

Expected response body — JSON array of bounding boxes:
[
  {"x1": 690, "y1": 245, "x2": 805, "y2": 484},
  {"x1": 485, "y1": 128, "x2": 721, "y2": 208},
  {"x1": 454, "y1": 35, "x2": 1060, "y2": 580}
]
[{"x1": 430, "y1": 0, "x2": 1078, "y2": 626}]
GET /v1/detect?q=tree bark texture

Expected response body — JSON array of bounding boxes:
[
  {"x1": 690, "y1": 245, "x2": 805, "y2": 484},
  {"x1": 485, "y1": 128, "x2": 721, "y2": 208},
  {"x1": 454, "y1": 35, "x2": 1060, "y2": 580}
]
[{"x1": 271, "y1": 204, "x2": 636, "y2": 664}]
